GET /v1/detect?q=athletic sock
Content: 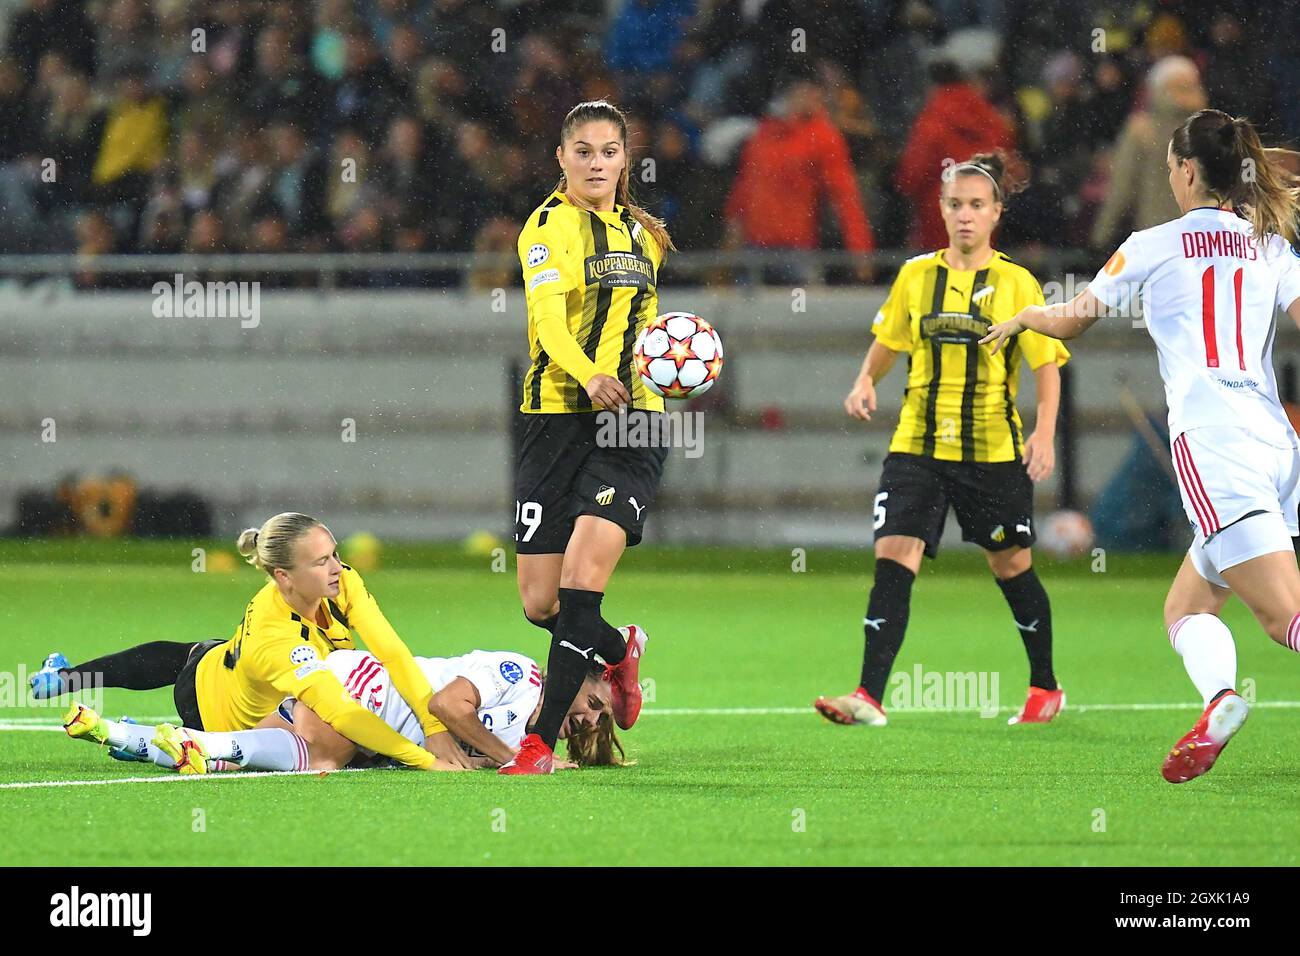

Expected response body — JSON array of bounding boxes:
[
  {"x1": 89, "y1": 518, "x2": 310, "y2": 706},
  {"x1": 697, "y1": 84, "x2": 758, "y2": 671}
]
[
  {"x1": 1285, "y1": 612, "x2": 1300, "y2": 653},
  {"x1": 1169, "y1": 613, "x2": 1237, "y2": 706},
  {"x1": 996, "y1": 568, "x2": 1057, "y2": 691},
  {"x1": 191, "y1": 729, "x2": 309, "y2": 771},
  {"x1": 532, "y1": 588, "x2": 618, "y2": 748},
  {"x1": 859, "y1": 559, "x2": 916, "y2": 702},
  {"x1": 147, "y1": 743, "x2": 175, "y2": 769},
  {"x1": 63, "y1": 641, "x2": 196, "y2": 691},
  {"x1": 526, "y1": 613, "x2": 558, "y2": 634}
]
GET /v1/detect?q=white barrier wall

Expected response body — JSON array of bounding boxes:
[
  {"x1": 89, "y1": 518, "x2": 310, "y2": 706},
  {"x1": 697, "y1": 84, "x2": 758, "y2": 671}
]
[{"x1": 3, "y1": 285, "x2": 1291, "y2": 543}]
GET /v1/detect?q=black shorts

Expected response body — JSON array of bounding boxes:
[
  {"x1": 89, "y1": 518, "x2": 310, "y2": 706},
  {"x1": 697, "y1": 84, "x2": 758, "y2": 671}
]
[
  {"x1": 514, "y1": 411, "x2": 670, "y2": 554},
  {"x1": 173, "y1": 638, "x2": 224, "y2": 730},
  {"x1": 873, "y1": 452, "x2": 1037, "y2": 559}
]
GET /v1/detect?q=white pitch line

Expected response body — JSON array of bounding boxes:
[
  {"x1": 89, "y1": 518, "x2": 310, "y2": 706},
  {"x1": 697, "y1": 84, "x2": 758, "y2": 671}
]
[
  {"x1": 4, "y1": 700, "x2": 1299, "y2": 790},
  {"x1": 4, "y1": 700, "x2": 1300, "y2": 733},
  {"x1": 0, "y1": 767, "x2": 374, "y2": 790}
]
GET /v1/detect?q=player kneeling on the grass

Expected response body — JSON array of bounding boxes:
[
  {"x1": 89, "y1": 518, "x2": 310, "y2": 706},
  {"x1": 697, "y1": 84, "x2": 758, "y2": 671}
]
[
  {"x1": 44, "y1": 512, "x2": 466, "y2": 772},
  {"x1": 981, "y1": 110, "x2": 1300, "y2": 782},
  {"x1": 64, "y1": 648, "x2": 625, "y2": 773},
  {"x1": 816, "y1": 151, "x2": 1069, "y2": 729},
  {"x1": 508, "y1": 99, "x2": 673, "y2": 774}
]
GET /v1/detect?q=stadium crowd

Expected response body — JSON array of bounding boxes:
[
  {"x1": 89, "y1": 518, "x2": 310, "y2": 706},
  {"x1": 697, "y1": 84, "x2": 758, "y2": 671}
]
[{"x1": 0, "y1": 0, "x2": 1295, "y2": 283}]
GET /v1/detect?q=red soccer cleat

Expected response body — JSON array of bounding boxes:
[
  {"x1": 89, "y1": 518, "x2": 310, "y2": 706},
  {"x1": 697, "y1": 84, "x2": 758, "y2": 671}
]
[
  {"x1": 814, "y1": 687, "x2": 887, "y2": 726},
  {"x1": 605, "y1": 624, "x2": 647, "y2": 730},
  {"x1": 1008, "y1": 686, "x2": 1066, "y2": 725},
  {"x1": 498, "y1": 733, "x2": 555, "y2": 775},
  {"x1": 1161, "y1": 690, "x2": 1249, "y2": 784}
]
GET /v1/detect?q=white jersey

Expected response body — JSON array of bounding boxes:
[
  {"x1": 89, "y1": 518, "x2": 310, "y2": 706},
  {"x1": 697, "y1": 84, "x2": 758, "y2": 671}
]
[
  {"x1": 1088, "y1": 207, "x2": 1300, "y2": 445},
  {"x1": 319, "y1": 649, "x2": 543, "y2": 756}
]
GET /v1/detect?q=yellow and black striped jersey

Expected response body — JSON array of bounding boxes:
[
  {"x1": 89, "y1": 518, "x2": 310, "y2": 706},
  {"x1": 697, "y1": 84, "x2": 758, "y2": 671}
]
[
  {"x1": 872, "y1": 249, "x2": 1069, "y2": 462},
  {"x1": 518, "y1": 189, "x2": 665, "y2": 414}
]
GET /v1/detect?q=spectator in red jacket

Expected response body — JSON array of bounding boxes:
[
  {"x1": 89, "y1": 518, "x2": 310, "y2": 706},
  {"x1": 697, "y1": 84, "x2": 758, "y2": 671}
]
[
  {"x1": 725, "y1": 73, "x2": 874, "y2": 283},
  {"x1": 895, "y1": 62, "x2": 1014, "y2": 251}
]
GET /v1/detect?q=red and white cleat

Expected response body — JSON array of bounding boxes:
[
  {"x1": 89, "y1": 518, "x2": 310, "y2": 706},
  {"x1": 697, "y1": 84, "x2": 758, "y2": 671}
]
[
  {"x1": 814, "y1": 687, "x2": 887, "y2": 727},
  {"x1": 1008, "y1": 686, "x2": 1066, "y2": 725},
  {"x1": 1161, "y1": 690, "x2": 1249, "y2": 784},
  {"x1": 605, "y1": 624, "x2": 647, "y2": 730},
  {"x1": 498, "y1": 733, "x2": 555, "y2": 775}
]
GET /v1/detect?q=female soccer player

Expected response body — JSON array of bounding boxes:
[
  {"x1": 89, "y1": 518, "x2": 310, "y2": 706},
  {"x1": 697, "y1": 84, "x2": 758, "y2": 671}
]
[
  {"x1": 815, "y1": 152, "x2": 1071, "y2": 728},
  {"x1": 982, "y1": 110, "x2": 1300, "y2": 782},
  {"x1": 63, "y1": 647, "x2": 625, "y2": 772},
  {"x1": 505, "y1": 100, "x2": 674, "y2": 774},
  {"x1": 40, "y1": 512, "x2": 464, "y2": 771}
]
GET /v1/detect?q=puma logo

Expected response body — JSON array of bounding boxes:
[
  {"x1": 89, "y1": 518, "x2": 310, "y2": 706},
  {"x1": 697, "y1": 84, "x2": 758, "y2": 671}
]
[
  {"x1": 1015, "y1": 619, "x2": 1039, "y2": 634},
  {"x1": 1016, "y1": 522, "x2": 1032, "y2": 535},
  {"x1": 559, "y1": 641, "x2": 594, "y2": 659},
  {"x1": 629, "y1": 497, "x2": 646, "y2": 520},
  {"x1": 863, "y1": 617, "x2": 887, "y2": 631}
]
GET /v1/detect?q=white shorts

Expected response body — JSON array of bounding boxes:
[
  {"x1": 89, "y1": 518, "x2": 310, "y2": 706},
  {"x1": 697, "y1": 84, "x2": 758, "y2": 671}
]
[{"x1": 1173, "y1": 426, "x2": 1300, "y2": 587}]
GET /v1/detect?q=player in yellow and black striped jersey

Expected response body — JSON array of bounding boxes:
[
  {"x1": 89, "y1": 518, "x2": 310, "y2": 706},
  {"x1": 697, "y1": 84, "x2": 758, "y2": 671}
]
[
  {"x1": 815, "y1": 152, "x2": 1071, "y2": 730},
  {"x1": 518, "y1": 189, "x2": 665, "y2": 414},
  {"x1": 503, "y1": 101, "x2": 677, "y2": 774}
]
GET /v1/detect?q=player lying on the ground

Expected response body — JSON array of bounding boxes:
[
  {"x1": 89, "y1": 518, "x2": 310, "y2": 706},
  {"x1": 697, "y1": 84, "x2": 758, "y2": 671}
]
[
  {"x1": 61, "y1": 646, "x2": 625, "y2": 772},
  {"x1": 982, "y1": 110, "x2": 1300, "y2": 783},
  {"x1": 30, "y1": 512, "x2": 467, "y2": 771}
]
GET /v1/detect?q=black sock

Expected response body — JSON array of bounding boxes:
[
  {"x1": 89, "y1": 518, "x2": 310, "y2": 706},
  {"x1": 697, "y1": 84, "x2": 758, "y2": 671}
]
[
  {"x1": 65, "y1": 641, "x2": 196, "y2": 692},
  {"x1": 532, "y1": 588, "x2": 623, "y2": 748},
  {"x1": 526, "y1": 613, "x2": 558, "y2": 634},
  {"x1": 996, "y1": 568, "x2": 1057, "y2": 690},
  {"x1": 859, "y1": 559, "x2": 916, "y2": 702}
]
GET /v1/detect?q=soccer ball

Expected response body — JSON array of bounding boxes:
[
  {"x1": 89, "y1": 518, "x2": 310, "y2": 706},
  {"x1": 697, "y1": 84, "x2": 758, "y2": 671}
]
[
  {"x1": 633, "y1": 312, "x2": 724, "y2": 399},
  {"x1": 1038, "y1": 510, "x2": 1095, "y2": 559}
]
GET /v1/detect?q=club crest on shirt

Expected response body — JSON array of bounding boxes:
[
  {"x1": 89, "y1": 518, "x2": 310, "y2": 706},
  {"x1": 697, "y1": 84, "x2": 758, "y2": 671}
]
[
  {"x1": 584, "y1": 250, "x2": 654, "y2": 289},
  {"x1": 595, "y1": 485, "x2": 615, "y2": 506},
  {"x1": 500, "y1": 660, "x2": 524, "y2": 684}
]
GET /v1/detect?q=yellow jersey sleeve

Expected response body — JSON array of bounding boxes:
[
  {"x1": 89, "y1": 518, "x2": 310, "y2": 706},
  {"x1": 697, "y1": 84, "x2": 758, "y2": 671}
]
[
  {"x1": 871, "y1": 264, "x2": 914, "y2": 352},
  {"x1": 1012, "y1": 273, "x2": 1071, "y2": 369},
  {"x1": 337, "y1": 567, "x2": 445, "y2": 738},
  {"x1": 246, "y1": 629, "x2": 435, "y2": 769},
  {"x1": 520, "y1": 212, "x2": 582, "y2": 310}
]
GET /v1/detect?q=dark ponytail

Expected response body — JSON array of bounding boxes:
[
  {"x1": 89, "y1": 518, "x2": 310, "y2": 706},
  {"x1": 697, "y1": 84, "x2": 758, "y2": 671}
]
[
  {"x1": 1171, "y1": 109, "x2": 1299, "y2": 244},
  {"x1": 556, "y1": 100, "x2": 677, "y2": 257}
]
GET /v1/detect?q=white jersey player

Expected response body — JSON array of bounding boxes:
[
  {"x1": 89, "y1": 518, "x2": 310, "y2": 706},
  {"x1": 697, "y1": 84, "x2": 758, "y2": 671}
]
[
  {"x1": 324, "y1": 649, "x2": 544, "y2": 754},
  {"x1": 982, "y1": 108, "x2": 1300, "y2": 784},
  {"x1": 274, "y1": 647, "x2": 617, "y2": 771}
]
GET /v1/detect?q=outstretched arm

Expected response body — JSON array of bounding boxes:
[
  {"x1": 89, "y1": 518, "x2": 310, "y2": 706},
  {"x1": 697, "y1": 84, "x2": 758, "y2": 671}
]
[{"x1": 981, "y1": 287, "x2": 1107, "y2": 353}]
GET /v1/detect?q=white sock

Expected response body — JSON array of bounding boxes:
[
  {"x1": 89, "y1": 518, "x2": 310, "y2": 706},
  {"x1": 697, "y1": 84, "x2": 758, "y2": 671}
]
[
  {"x1": 189, "y1": 729, "x2": 309, "y2": 772},
  {"x1": 147, "y1": 743, "x2": 175, "y2": 768},
  {"x1": 94, "y1": 718, "x2": 173, "y2": 767},
  {"x1": 1285, "y1": 612, "x2": 1300, "y2": 653},
  {"x1": 1169, "y1": 613, "x2": 1237, "y2": 706}
]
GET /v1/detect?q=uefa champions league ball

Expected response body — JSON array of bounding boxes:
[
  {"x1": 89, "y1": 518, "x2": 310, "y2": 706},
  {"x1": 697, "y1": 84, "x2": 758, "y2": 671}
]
[{"x1": 633, "y1": 312, "x2": 724, "y2": 399}]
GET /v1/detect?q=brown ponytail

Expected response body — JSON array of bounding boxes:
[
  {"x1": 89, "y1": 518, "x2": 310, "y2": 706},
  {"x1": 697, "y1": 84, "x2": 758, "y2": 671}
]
[
  {"x1": 945, "y1": 149, "x2": 1030, "y2": 204},
  {"x1": 556, "y1": 100, "x2": 677, "y2": 258},
  {"x1": 1172, "y1": 109, "x2": 1300, "y2": 245}
]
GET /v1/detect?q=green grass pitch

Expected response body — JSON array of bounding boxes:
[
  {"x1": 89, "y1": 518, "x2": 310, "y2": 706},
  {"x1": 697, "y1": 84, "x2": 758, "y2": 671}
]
[{"x1": 1, "y1": 541, "x2": 1298, "y2": 866}]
